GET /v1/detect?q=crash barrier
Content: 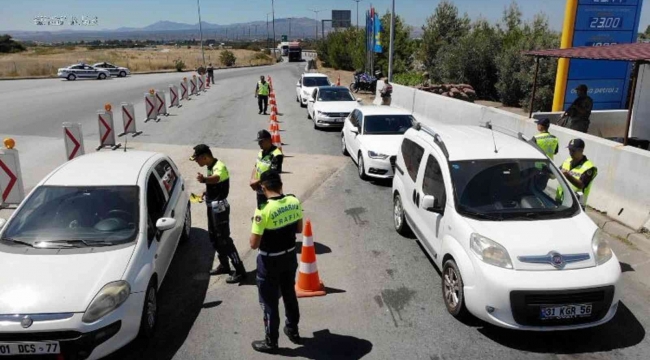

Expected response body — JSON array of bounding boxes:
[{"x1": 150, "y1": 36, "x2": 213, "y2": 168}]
[
  {"x1": 190, "y1": 75, "x2": 198, "y2": 96},
  {"x1": 295, "y1": 219, "x2": 326, "y2": 298},
  {"x1": 96, "y1": 105, "x2": 121, "y2": 151},
  {"x1": 155, "y1": 90, "x2": 169, "y2": 117},
  {"x1": 169, "y1": 84, "x2": 182, "y2": 108},
  {"x1": 62, "y1": 122, "x2": 85, "y2": 160},
  {"x1": 378, "y1": 80, "x2": 650, "y2": 231},
  {"x1": 532, "y1": 111, "x2": 629, "y2": 140},
  {"x1": 0, "y1": 139, "x2": 25, "y2": 207},
  {"x1": 144, "y1": 91, "x2": 159, "y2": 123},
  {"x1": 198, "y1": 74, "x2": 205, "y2": 92},
  {"x1": 119, "y1": 103, "x2": 142, "y2": 137},
  {"x1": 181, "y1": 78, "x2": 189, "y2": 100}
]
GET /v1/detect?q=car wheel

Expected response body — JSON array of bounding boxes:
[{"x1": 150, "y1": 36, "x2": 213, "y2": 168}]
[
  {"x1": 394, "y1": 194, "x2": 412, "y2": 236},
  {"x1": 307, "y1": 110, "x2": 312, "y2": 120},
  {"x1": 98, "y1": 73, "x2": 107, "y2": 80},
  {"x1": 67, "y1": 74, "x2": 76, "y2": 81},
  {"x1": 358, "y1": 153, "x2": 368, "y2": 180},
  {"x1": 296, "y1": 95, "x2": 299, "y2": 103},
  {"x1": 341, "y1": 134, "x2": 349, "y2": 156},
  {"x1": 119, "y1": 71, "x2": 126, "y2": 77},
  {"x1": 442, "y1": 259, "x2": 469, "y2": 319},
  {"x1": 300, "y1": 100, "x2": 306, "y2": 108},
  {"x1": 180, "y1": 203, "x2": 191, "y2": 243},
  {"x1": 138, "y1": 279, "x2": 158, "y2": 341}
]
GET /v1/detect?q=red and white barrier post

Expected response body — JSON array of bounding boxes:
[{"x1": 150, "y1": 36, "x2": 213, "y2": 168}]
[
  {"x1": 181, "y1": 77, "x2": 190, "y2": 100},
  {"x1": 62, "y1": 122, "x2": 85, "y2": 161},
  {"x1": 144, "y1": 90, "x2": 159, "y2": 123},
  {"x1": 0, "y1": 138, "x2": 25, "y2": 208},
  {"x1": 205, "y1": 74, "x2": 211, "y2": 89},
  {"x1": 96, "y1": 104, "x2": 121, "y2": 151},
  {"x1": 118, "y1": 103, "x2": 143, "y2": 137},
  {"x1": 155, "y1": 89, "x2": 169, "y2": 116},
  {"x1": 169, "y1": 84, "x2": 182, "y2": 108},
  {"x1": 198, "y1": 74, "x2": 205, "y2": 92},
  {"x1": 190, "y1": 75, "x2": 198, "y2": 96}
]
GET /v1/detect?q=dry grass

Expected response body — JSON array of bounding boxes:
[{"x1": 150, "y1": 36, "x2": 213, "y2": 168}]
[{"x1": 0, "y1": 46, "x2": 273, "y2": 78}]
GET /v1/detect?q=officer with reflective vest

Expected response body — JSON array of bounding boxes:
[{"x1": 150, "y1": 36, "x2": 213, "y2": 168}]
[
  {"x1": 532, "y1": 118, "x2": 559, "y2": 160},
  {"x1": 255, "y1": 75, "x2": 271, "y2": 115},
  {"x1": 249, "y1": 170, "x2": 302, "y2": 353},
  {"x1": 191, "y1": 144, "x2": 247, "y2": 283},
  {"x1": 250, "y1": 130, "x2": 284, "y2": 208},
  {"x1": 557, "y1": 139, "x2": 598, "y2": 206}
]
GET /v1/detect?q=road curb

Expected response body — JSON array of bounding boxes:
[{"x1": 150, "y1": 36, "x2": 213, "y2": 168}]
[{"x1": 587, "y1": 209, "x2": 650, "y2": 256}]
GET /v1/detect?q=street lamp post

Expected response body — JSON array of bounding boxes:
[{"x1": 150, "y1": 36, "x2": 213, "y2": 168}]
[
  {"x1": 289, "y1": 17, "x2": 292, "y2": 40},
  {"x1": 388, "y1": 0, "x2": 395, "y2": 81},
  {"x1": 271, "y1": 0, "x2": 276, "y2": 56},
  {"x1": 196, "y1": 0, "x2": 205, "y2": 66},
  {"x1": 352, "y1": 0, "x2": 362, "y2": 29},
  {"x1": 308, "y1": 9, "x2": 326, "y2": 40}
]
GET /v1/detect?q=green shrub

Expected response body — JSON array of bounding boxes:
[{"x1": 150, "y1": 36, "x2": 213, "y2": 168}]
[
  {"x1": 174, "y1": 59, "x2": 185, "y2": 72},
  {"x1": 393, "y1": 72, "x2": 425, "y2": 86},
  {"x1": 220, "y1": 50, "x2": 236, "y2": 67}
]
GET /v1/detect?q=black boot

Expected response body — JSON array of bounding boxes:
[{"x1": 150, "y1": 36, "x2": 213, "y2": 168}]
[
  {"x1": 284, "y1": 326, "x2": 301, "y2": 344},
  {"x1": 209, "y1": 264, "x2": 231, "y2": 276},
  {"x1": 226, "y1": 265, "x2": 247, "y2": 284},
  {"x1": 251, "y1": 339, "x2": 278, "y2": 353}
]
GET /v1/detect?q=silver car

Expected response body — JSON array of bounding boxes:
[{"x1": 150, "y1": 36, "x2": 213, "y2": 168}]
[
  {"x1": 93, "y1": 62, "x2": 130, "y2": 77},
  {"x1": 58, "y1": 64, "x2": 111, "y2": 81}
]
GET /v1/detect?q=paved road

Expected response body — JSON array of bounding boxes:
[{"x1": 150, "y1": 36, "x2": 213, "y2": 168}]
[{"x1": 2, "y1": 61, "x2": 650, "y2": 360}]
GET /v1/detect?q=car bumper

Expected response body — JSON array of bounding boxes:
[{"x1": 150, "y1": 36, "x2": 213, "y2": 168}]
[
  {"x1": 314, "y1": 116, "x2": 345, "y2": 127},
  {"x1": 0, "y1": 292, "x2": 144, "y2": 360},
  {"x1": 464, "y1": 255, "x2": 621, "y2": 330},
  {"x1": 58, "y1": 72, "x2": 67, "y2": 78},
  {"x1": 364, "y1": 155, "x2": 397, "y2": 179},
  {"x1": 300, "y1": 95, "x2": 309, "y2": 105}
]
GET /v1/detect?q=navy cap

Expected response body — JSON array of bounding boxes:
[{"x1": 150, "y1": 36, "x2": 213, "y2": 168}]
[
  {"x1": 567, "y1": 139, "x2": 585, "y2": 151},
  {"x1": 535, "y1": 118, "x2": 551, "y2": 127},
  {"x1": 256, "y1": 129, "x2": 272, "y2": 141},
  {"x1": 190, "y1": 144, "x2": 211, "y2": 161},
  {"x1": 260, "y1": 169, "x2": 282, "y2": 185}
]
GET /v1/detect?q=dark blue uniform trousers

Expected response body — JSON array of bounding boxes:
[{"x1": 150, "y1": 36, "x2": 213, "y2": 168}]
[{"x1": 256, "y1": 251, "x2": 300, "y2": 343}]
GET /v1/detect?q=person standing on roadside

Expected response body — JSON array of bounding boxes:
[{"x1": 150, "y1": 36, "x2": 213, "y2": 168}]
[
  {"x1": 380, "y1": 77, "x2": 393, "y2": 106},
  {"x1": 250, "y1": 130, "x2": 283, "y2": 209},
  {"x1": 249, "y1": 170, "x2": 303, "y2": 353},
  {"x1": 556, "y1": 139, "x2": 598, "y2": 207},
  {"x1": 207, "y1": 63, "x2": 215, "y2": 84},
  {"x1": 191, "y1": 144, "x2": 246, "y2": 283},
  {"x1": 532, "y1": 118, "x2": 559, "y2": 160},
  {"x1": 563, "y1": 84, "x2": 593, "y2": 133},
  {"x1": 255, "y1": 75, "x2": 271, "y2": 115}
]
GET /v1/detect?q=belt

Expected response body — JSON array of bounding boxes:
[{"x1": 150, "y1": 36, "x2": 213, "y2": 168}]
[{"x1": 259, "y1": 247, "x2": 295, "y2": 257}]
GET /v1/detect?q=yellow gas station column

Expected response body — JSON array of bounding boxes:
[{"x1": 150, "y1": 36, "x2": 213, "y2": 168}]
[{"x1": 553, "y1": 0, "x2": 579, "y2": 112}]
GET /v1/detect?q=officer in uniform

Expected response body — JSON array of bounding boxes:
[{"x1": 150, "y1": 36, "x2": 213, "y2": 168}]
[
  {"x1": 255, "y1": 75, "x2": 271, "y2": 115},
  {"x1": 249, "y1": 170, "x2": 302, "y2": 353},
  {"x1": 191, "y1": 144, "x2": 246, "y2": 283},
  {"x1": 557, "y1": 139, "x2": 598, "y2": 207},
  {"x1": 532, "y1": 118, "x2": 559, "y2": 160},
  {"x1": 250, "y1": 130, "x2": 284, "y2": 209}
]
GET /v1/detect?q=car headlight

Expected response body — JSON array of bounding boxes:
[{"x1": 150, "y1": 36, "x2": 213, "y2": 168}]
[
  {"x1": 592, "y1": 229, "x2": 613, "y2": 265},
  {"x1": 368, "y1": 151, "x2": 389, "y2": 160},
  {"x1": 470, "y1": 233, "x2": 513, "y2": 269},
  {"x1": 316, "y1": 110, "x2": 324, "y2": 116},
  {"x1": 82, "y1": 281, "x2": 131, "y2": 323}
]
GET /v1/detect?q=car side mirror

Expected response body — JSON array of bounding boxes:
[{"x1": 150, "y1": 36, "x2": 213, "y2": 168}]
[
  {"x1": 357, "y1": 99, "x2": 363, "y2": 103},
  {"x1": 575, "y1": 191, "x2": 585, "y2": 206},
  {"x1": 156, "y1": 217, "x2": 177, "y2": 232},
  {"x1": 422, "y1": 195, "x2": 443, "y2": 213},
  {"x1": 0, "y1": 218, "x2": 6, "y2": 230},
  {"x1": 297, "y1": 82, "x2": 301, "y2": 87},
  {"x1": 308, "y1": 98, "x2": 315, "y2": 103}
]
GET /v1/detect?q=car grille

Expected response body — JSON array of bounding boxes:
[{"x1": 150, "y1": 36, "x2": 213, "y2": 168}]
[
  {"x1": 323, "y1": 112, "x2": 349, "y2": 118},
  {"x1": 510, "y1": 286, "x2": 614, "y2": 326},
  {"x1": 0, "y1": 331, "x2": 82, "y2": 342}
]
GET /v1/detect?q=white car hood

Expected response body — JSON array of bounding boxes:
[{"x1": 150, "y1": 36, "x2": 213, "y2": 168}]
[
  {"x1": 464, "y1": 214, "x2": 598, "y2": 270},
  {"x1": 0, "y1": 245, "x2": 135, "y2": 314},
  {"x1": 314, "y1": 101, "x2": 358, "y2": 114},
  {"x1": 359, "y1": 135, "x2": 404, "y2": 156}
]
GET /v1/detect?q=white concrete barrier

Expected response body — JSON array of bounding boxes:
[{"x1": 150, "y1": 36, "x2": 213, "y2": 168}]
[
  {"x1": 181, "y1": 78, "x2": 190, "y2": 100},
  {"x1": 96, "y1": 109, "x2": 121, "y2": 151},
  {"x1": 0, "y1": 147, "x2": 25, "y2": 207},
  {"x1": 379, "y1": 80, "x2": 650, "y2": 231},
  {"x1": 144, "y1": 92, "x2": 159, "y2": 123},
  {"x1": 169, "y1": 84, "x2": 182, "y2": 108},
  {"x1": 198, "y1": 74, "x2": 205, "y2": 92},
  {"x1": 155, "y1": 90, "x2": 169, "y2": 116},
  {"x1": 118, "y1": 103, "x2": 142, "y2": 137},
  {"x1": 532, "y1": 110, "x2": 629, "y2": 139},
  {"x1": 190, "y1": 76, "x2": 198, "y2": 96},
  {"x1": 62, "y1": 122, "x2": 85, "y2": 160}
]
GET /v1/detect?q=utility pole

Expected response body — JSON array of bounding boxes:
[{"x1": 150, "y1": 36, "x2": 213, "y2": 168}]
[
  {"x1": 271, "y1": 0, "x2": 276, "y2": 56},
  {"x1": 308, "y1": 9, "x2": 326, "y2": 40},
  {"x1": 388, "y1": 0, "x2": 395, "y2": 81},
  {"x1": 196, "y1": 0, "x2": 205, "y2": 66},
  {"x1": 266, "y1": 13, "x2": 271, "y2": 49},
  {"x1": 289, "y1": 17, "x2": 293, "y2": 40},
  {"x1": 352, "y1": 0, "x2": 362, "y2": 29}
]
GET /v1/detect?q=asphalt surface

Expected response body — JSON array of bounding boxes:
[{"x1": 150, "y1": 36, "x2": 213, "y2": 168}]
[{"x1": 2, "y1": 60, "x2": 650, "y2": 360}]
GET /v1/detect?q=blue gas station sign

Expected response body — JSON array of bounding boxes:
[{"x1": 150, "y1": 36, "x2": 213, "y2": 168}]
[{"x1": 563, "y1": 0, "x2": 644, "y2": 110}]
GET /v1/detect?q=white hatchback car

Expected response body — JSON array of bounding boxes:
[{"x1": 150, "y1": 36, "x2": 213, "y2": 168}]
[
  {"x1": 307, "y1": 86, "x2": 362, "y2": 129},
  {"x1": 0, "y1": 151, "x2": 190, "y2": 359},
  {"x1": 392, "y1": 121, "x2": 620, "y2": 330},
  {"x1": 296, "y1": 73, "x2": 331, "y2": 107},
  {"x1": 341, "y1": 106, "x2": 416, "y2": 180}
]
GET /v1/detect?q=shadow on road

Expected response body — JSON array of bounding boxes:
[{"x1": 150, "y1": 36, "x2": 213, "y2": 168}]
[
  {"x1": 477, "y1": 302, "x2": 645, "y2": 354},
  {"x1": 620, "y1": 261, "x2": 635, "y2": 273},
  {"x1": 275, "y1": 329, "x2": 372, "y2": 359},
  {"x1": 296, "y1": 241, "x2": 332, "y2": 255},
  {"x1": 105, "y1": 227, "x2": 215, "y2": 360}
]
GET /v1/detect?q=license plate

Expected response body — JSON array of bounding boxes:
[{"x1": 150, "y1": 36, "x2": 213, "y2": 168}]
[
  {"x1": 540, "y1": 304, "x2": 592, "y2": 320},
  {"x1": 0, "y1": 341, "x2": 60, "y2": 356},
  {"x1": 335, "y1": 118, "x2": 344, "y2": 123}
]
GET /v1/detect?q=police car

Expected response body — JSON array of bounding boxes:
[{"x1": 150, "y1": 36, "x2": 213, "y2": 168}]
[
  {"x1": 392, "y1": 121, "x2": 621, "y2": 330},
  {"x1": 57, "y1": 63, "x2": 111, "y2": 81},
  {"x1": 93, "y1": 62, "x2": 130, "y2": 77},
  {"x1": 0, "y1": 151, "x2": 191, "y2": 359}
]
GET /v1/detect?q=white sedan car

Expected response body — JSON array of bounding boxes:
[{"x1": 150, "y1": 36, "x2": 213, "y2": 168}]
[
  {"x1": 296, "y1": 73, "x2": 331, "y2": 107},
  {"x1": 307, "y1": 86, "x2": 362, "y2": 129},
  {"x1": 341, "y1": 106, "x2": 416, "y2": 180},
  {"x1": 0, "y1": 151, "x2": 190, "y2": 359},
  {"x1": 57, "y1": 64, "x2": 111, "y2": 81},
  {"x1": 93, "y1": 62, "x2": 130, "y2": 77}
]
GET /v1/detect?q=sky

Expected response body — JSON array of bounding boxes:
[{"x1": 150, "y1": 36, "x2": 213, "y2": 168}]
[{"x1": 2, "y1": 0, "x2": 650, "y2": 32}]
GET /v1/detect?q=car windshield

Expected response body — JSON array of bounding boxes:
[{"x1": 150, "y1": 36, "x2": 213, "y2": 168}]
[
  {"x1": 363, "y1": 115, "x2": 414, "y2": 135},
  {"x1": 318, "y1": 89, "x2": 354, "y2": 102},
  {"x1": 449, "y1": 159, "x2": 580, "y2": 221},
  {"x1": 303, "y1": 77, "x2": 330, "y2": 87},
  {"x1": 1, "y1": 186, "x2": 139, "y2": 247}
]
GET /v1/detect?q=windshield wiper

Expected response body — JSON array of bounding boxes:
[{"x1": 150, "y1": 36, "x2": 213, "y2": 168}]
[
  {"x1": 1, "y1": 237, "x2": 80, "y2": 248},
  {"x1": 461, "y1": 211, "x2": 503, "y2": 221},
  {"x1": 46, "y1": 239, "x2": 115, "y2": 247},
  {"x1": 1, "y1": 237, "x2": 37, "y2": 248}
]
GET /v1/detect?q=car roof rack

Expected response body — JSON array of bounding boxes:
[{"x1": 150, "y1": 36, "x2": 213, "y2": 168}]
[
  {"x1": 413, "y1": 122, "x2": 450, "y2": 159},
  {"x1": 479, "y1": 120, "x2": 548, "y2": 157}
]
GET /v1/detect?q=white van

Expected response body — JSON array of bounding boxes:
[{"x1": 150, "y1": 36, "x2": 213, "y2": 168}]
[{"x1": 391, "y1": 121, "x2": 621, "y2": 330}]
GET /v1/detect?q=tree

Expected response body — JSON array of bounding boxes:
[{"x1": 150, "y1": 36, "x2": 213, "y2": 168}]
[
  {"x1": 419, "y1": 0, "x2": 470, "y2": 75},
  {"x1": 375, "y1": 12, "x2": 414, "y2": 76},
  {"x1": 0, "y1": 35, "x2": 26, "y2": 53}
]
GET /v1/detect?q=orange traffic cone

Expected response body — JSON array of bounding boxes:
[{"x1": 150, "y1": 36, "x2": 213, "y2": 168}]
[
  {"x1": 270, "y1": 111, "x2": 278, "y2": 123},
  {"x1": 272, "y1": 104, "x2": 279, "y2": 115},
  {"x1": 336, "y1": 74, "x2": 341, "y2": 86},
  {"x1": 269, "y1": 120, "x2": 279, "y2": 133},
  {"x1": 272, "y1": 129, "x2": 282, "y2": 149},
  {"x1": 270, "y1": 98, "x2": 277, "y2": 106},
  {"x1": 206, "y1": 79, "x2": 210, "y2": 89},
  {"x1": 269, "y1": 91, "x2": 276, "y2": 99},
  {"x1": 295, "y1": 220, "x2": 326, "y2": 298}
]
